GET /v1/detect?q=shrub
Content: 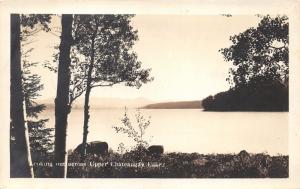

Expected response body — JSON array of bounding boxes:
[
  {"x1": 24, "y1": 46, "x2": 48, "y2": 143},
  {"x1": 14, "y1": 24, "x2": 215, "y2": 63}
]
[{"x1": 113, "y1": 108, "x2": 152, "y2": 152}]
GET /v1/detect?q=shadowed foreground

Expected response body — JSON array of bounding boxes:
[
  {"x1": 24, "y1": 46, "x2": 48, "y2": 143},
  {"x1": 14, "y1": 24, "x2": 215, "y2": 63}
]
[{"x1": 33, "y1": 149, "x2": 288, "y2": 178}]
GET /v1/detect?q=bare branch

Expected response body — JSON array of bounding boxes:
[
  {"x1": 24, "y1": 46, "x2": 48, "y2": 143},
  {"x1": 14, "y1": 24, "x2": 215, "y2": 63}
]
[
  {"x1": 48, "y1": 30, "x2": 60, "y2": 37},
  {"x1": 22, "y1": 28, "x2": 43, "y2": 38}
]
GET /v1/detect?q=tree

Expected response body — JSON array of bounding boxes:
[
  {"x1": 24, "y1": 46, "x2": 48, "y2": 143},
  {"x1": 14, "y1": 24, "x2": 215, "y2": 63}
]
[
  {"x1": 71, "y1": 15, "x2": 153, "y2": 159},
  {"x1": 10, "y1": 14, "x2": 32, "y2": 178},
  {"x1": 20, "y1": 14, "x2": 54, "y2": 159},
  {"x1": 202, "y1": 15, "x2": 289, "y2": 111},
  {"x1": 52, "y1": 14, "x2": 73, "y2": 178},
  {"x1": 23, "y1": 60, "x2": 53, "y2": 154},
  {"x1": 22, "y1": 48, "x2": 54, "y2": 177},
  {"x1": 10, "y1": 14, "x2": 51, "y2": 178},
  {"x1": 220, "y1": 15, "x2": 288, "y2": 88}
]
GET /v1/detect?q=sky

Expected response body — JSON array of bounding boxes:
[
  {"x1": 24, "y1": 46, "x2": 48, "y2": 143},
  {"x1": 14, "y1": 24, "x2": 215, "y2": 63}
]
[{"x1": 26, "y1": 15, "x2": 261, "y2": 102}]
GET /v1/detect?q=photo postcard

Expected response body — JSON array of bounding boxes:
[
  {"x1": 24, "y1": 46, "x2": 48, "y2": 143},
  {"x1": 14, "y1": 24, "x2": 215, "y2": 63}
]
[{"x1": 1, "y1": 0, "x2": 300, "y2": 188}]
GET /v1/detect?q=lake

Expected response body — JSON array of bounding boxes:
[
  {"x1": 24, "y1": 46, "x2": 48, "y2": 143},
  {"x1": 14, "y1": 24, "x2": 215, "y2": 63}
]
[{"x1": 40, "y1": 108, "x2": 288, "y2": 155}]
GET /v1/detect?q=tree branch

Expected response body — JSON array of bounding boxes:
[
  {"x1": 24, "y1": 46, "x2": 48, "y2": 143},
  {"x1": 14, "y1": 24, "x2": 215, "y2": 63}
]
[
  {"x1": 22, "y1": 28, "x2": 43, "y2": 38},
  {"x1": 90, "y1": 79, "x2": 125, "y2": 88},
  {"x1": 69, "y1": 85, "x2": 87, "y2": 107}
]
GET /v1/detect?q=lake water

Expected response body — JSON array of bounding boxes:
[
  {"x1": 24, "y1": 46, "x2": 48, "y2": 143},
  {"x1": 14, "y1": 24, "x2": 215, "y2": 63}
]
[{"x1": 41, "y1": 108, "x2": 288, "y2": 155}]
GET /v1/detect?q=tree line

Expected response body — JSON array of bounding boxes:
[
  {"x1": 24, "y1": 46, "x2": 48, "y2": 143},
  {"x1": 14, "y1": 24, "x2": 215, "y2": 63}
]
[
  {"x1": 10, "y1": 14, "x2": 152, "y2": 178},
  {"x1": 202, "y1": 15, "x2": 289, "y2": 111}
]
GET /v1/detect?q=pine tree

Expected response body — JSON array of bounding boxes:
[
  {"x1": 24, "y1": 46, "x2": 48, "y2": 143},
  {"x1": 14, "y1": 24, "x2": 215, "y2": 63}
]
[
  {"x1": 10, "y1": 13, "x2": 52, "y2": 178},
  {"x1": 22, "y1": 48, "x2": 54, "y2": 177}
]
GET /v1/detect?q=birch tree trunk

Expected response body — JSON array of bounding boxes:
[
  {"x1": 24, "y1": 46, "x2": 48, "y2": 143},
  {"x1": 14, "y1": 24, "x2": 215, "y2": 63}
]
[{"x1": 81, "y1": 37, "x2": 95, "y2": 159}]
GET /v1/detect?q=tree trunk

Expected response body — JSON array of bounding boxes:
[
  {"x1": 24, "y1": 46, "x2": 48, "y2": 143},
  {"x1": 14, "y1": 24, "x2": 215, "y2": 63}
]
[
  {"x1": 52, "y1": 14, "x2": 73, "y2": 178},
  {"x1": 81, "y1": 37, "x2": 95, "y2": 160},
  {"x1": 10, "y1": 14, "x2": 34, "y2": 178},
  {"x1": 81, "y1": 83, "x2": 91, "y2": 159}
]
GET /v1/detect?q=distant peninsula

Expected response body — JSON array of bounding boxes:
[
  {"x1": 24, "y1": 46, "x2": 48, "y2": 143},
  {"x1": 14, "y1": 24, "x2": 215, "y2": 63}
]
[{"x1": 142, "y1": 100, "x2": 202, "y2": 109}]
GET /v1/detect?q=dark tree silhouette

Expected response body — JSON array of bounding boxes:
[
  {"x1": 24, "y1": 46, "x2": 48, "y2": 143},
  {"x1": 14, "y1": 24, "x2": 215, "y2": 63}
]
[
  {"x1": 202, "y1": 15, "x2": 288, "y2": 111},
  {"x1": 220, "y1": 15, "x2": 288, "y2": 88},
  {"x1": 10, "y1": 14, "x2": 33, "y2": 178},
  {"x1": 71, "y1": 15, "x2": 153, "y2": 159},
  {"x1": 52, "y1": 14, "x2": 73, "y2": 178},
  {"x1": 10, "y1": 14, "x2": 51, "y2": 178}
]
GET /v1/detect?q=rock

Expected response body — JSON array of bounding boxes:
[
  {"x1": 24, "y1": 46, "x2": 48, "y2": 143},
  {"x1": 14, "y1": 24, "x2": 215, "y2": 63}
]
[
  {"x1": 238, "y1": 150, "x2": 250, "y2": 157},
  {"x1": 74, "y1": 141, "x2": 108, "y2": 155},
  {"x1": 147, "y1": 145, "x2": 164, "y2": 157},
  {"x1": 238, "y1": 150, "x2": 251, "y2": 164}
]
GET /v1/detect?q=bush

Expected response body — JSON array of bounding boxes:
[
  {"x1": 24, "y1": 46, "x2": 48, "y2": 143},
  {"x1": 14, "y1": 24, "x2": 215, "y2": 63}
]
[{"x1": 64, "y1": 150, "x2": 288, "y2": 178}]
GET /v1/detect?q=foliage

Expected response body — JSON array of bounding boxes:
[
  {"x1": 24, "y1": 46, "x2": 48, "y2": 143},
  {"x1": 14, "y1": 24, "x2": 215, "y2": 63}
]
[
  {"x1": 68, "y1": 14, "x2": 153, "y2": 106},
  {"x1": 44, "y1": 15, "x2": 153, "y2": 108},
  {"x1": 220, "y1": 15, "x2": 288, "y2": 87},
  {"x1": 113, "y1": 108, "x2": 152, "y2": 150},
  {"x1": 20, "y1": 17, "x2": 54, "y2": 153},
  {"x1": 22, "y1": 48, "x2": 54, "y2": 176},
  {"x1": 10, "y1": 14, "x2": 53, "y2": 177},
  {"x1": 65, "y1": 150, "x2": 288, "y2": 178},
  {"x1": 116, "y1": 142, "x2": 127, "y2": 155},
  {"x1": 69, "y1": 15, "x2": 153, "y2": 159},
  {"x1": 203, "y1": 15, "x2": 289, "y2": 111},
  {"x1": 11, "y1": 14, "x2": 53, "y2": 151},
  {"x1": 21, "y1": 15, "x2": 54, "y2": 176},
  {"x1": 21, "y1": 14, "x2": 52, "y2": 30},
  {"x1": 20, "y1": 14, "x2": 52, "y2": 41}
]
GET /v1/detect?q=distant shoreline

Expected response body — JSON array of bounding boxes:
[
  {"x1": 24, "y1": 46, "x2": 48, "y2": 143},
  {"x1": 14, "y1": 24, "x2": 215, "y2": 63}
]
[
  {"x1": 142, "y1": 100, "x2": 202, "y2": 109},
  {"x1": 39, "y1": 98, "x2": 204, "y2": 110}
]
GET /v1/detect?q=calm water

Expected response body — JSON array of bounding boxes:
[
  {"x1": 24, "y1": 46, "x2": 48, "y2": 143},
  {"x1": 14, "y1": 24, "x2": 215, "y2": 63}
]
[{"x1": 41, "y1": 108, "x2": 288, "y2": 155}]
